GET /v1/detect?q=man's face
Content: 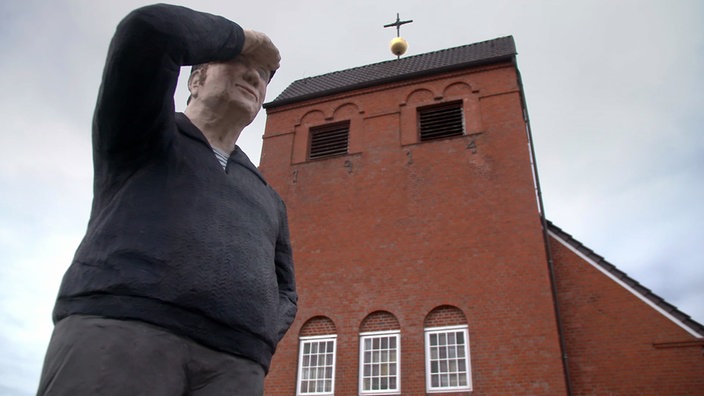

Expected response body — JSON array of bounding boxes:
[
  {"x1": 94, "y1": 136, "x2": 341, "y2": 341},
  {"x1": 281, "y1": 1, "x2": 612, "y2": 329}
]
[{"x1": 192, "y1": 57, "x2": 269, "y2": 124}]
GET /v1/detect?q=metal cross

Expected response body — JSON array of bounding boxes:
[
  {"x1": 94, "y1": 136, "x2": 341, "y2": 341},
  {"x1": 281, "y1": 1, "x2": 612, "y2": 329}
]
[{"x1": 384, "y1": 13, "x2": 413, "y2": 37}]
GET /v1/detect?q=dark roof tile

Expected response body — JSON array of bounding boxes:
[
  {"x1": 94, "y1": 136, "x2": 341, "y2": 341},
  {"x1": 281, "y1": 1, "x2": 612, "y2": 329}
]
[{"x1": 265, "y1": 36, "x2": 516, "y2": 109}]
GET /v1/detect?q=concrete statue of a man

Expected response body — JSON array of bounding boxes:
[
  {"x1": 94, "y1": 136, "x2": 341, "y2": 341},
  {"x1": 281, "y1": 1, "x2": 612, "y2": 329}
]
[{"x1": 37, "y1": 4, "x2": 297, "y2": 395}]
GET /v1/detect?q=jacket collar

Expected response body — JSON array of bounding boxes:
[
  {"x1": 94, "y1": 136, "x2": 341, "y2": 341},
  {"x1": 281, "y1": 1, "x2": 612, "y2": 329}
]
[
  {"x1": 175, "y1": 112, "x2": 210, "y2": 146},
  {"x1": 175, "y1": 113, "x2": 268, "y2": 185}
]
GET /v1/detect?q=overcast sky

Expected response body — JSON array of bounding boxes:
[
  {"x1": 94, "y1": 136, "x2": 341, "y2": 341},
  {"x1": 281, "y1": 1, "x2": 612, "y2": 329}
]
[{"x1": 1, "y1": 0, "x2": 702, "y2": 394}]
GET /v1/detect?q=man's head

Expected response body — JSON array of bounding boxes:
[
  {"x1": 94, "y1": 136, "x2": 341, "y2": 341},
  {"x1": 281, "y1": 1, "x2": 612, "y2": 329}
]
[
  {"x1": 186, "y1": 57, "x2": 271, "y2": 125},
  {"x1": 185, "y1": 30, "x2": 280, "y2": 127},
  {"x1": 187, "y1": 62, "x2": 275, "y2": 105}
]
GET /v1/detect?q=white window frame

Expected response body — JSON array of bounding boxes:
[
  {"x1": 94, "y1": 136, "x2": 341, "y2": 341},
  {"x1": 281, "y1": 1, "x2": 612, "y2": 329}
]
[
  {"x1": 359, "y1": 330, "x2": 401, "y2": 395},
  {"x1": 297, "y1": 334, "x2": 337, "y2": 395},
  {"x1": 424, "y1": 325, "x2": 472, "y2": 393}
]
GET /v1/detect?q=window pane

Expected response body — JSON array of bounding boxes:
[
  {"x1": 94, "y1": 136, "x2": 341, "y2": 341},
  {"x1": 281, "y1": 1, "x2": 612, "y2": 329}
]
[
  {"x1": 299, "y1": 338, "x2": 336, "y2": 394},
  {"x1": 426, "y1": 329, "x2": 470, "y2": 390},
  {"x1": 451, "y1": 346, "x2": 458, "y2": 358},
  {"x1": 440, "y1": 374, "x2": 448, "y2": 387},
  {"x1": 450, "y1": 374, "x2": 458, "y2": 387},
  {"x1": 360, "y1": 334, "x2": 399, "y2": 393}
]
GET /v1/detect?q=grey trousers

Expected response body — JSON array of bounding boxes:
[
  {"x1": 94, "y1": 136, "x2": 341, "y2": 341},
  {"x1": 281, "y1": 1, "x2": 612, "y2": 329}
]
[{"x1": 37, "y1": 315, "x2": 264, "y2": 396}]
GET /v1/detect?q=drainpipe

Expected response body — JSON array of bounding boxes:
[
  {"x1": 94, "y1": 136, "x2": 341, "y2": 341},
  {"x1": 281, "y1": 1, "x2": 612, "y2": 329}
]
[{"x1": 513, "y1": 57, "x2": 573, "y2": 396}]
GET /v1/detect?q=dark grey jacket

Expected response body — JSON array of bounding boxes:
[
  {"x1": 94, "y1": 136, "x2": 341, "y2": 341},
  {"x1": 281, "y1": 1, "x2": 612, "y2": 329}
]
[{"x1": 53, "y1": 4, "x2": 297, "y2": 372}]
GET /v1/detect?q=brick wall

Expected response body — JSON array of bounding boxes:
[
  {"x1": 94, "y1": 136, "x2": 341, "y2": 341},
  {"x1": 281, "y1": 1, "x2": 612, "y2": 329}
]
[
  {"x1": 261, "y1": 62, "x2": 568, "y2": 394},
  {"x1": 550, "y1": 235, "x2": 704, "y2": 395}
]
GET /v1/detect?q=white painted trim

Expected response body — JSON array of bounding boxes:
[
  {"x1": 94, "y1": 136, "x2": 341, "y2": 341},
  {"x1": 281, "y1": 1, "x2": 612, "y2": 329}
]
[
  {"x1": 424, "y1": 326, "x2": 473, "y2": 393},
  {"x1": 358, "y1": 331, "x2": 401, "y2": 395},
  {"x1": 549, "y1": 230, "x2": 703, "y2": 339},
  {"x1": 424, "y1": 324, "x2": 468, "y2": 332},
  {"x1": 299, "y1": 334, "x2": 338, "y2": 341},
  {"x1": 296, "y1": 336, "x2": 337, "y2": 396},
  {"x1": 359, "y1": 330, "x2": 401, "y2": 336}
]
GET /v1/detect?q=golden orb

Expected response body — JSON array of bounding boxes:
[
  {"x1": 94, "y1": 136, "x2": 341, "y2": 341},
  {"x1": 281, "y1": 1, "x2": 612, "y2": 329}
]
[{"x1": 390, "y1": 37, "x2": 408, "y2": 57}]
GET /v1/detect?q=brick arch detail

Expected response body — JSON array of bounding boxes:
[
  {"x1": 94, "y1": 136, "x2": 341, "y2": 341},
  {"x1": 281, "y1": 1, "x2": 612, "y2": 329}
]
[
  {"x1": 424, "y1": 305, "x2": 468, "y2": 328},
  {"x1": 404, "y1": 88, "x2": 436, "y2": 105},
  {"x1": 300, "y1": 316, "x2": 337, "y2": 337},
  {"x1": 333, "y1": 102, "x2": 361, "y2": 118},
  {"x1": 443, "y1": 81, "x2": 473, "y2": 97},
  {"x1": 359, "y1": 310, "x2": 401, "y2": 333},
  {"x1": 297, "y1": 109, "x2": 326, "y2": 127}
]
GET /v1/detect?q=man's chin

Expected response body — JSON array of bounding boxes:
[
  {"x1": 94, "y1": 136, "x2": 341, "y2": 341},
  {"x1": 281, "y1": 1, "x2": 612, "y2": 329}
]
[{"x1": 228, "y1": 101, "x2": 260, "y2": 124}]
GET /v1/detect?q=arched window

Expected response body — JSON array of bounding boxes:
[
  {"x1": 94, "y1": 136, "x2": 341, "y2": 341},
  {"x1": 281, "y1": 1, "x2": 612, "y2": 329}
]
[
  {"x1": 359, "y1": 311, "x2": 401, "y2": 394},
  {"x1": 424, "y1": 306, "x2": 472, "y2": 393},
  {"x1": 297, "y1": 316, "x2": 337, "y2": 395}
]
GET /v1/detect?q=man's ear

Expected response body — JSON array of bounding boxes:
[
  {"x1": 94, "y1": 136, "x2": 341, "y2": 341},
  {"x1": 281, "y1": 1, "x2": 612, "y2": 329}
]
[{"x1": 187, "y1": 68, "x2": 204, "y2": 97}]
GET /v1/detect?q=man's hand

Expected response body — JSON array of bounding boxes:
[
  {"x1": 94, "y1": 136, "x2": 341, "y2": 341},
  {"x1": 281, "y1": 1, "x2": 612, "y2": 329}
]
[{"x1": 242, "y1": 30, "x2": 281, "y2": 74}]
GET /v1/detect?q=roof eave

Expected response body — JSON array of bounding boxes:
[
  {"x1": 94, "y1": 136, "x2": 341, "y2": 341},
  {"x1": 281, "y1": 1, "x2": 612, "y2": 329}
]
[{"x1": 546, "y1": 220, "x2": 704, "y2": 338}]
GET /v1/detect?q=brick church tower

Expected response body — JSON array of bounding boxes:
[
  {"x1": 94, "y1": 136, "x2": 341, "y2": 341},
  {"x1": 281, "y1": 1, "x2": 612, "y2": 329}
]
[{"x1": 259, "y1": 36, "x2": 704, "y2": 395}]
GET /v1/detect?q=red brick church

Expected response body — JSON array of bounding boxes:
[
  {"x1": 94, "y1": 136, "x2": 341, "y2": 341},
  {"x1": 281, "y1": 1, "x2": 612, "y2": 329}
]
[{"x1": 258, "y1": 36, "x2": 704, "y2": 395}]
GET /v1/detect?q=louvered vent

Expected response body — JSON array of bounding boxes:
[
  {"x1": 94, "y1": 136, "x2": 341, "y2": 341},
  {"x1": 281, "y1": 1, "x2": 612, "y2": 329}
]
[
  {"x1": 418, "y1": 101, "x2": 465, "y2": 141},
  {"x1": 309, "y1": 121, "x2": 349, "y2": 160}
]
